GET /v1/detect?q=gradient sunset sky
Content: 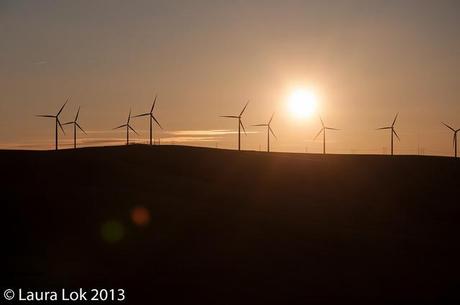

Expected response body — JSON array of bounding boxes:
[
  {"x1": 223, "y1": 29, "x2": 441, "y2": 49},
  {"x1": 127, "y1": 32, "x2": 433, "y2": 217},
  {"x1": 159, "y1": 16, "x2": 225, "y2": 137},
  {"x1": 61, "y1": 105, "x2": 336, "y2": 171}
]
[{"x1": 1, "y1": 0, "x2": 459, "y2": 155}]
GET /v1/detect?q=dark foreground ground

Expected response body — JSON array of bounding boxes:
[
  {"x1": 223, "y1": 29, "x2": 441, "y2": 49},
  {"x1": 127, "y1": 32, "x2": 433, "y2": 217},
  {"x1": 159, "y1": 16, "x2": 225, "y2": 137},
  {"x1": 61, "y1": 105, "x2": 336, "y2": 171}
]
[{"x1": 1, "y1": 145, "x2": 460, "y2": 304}]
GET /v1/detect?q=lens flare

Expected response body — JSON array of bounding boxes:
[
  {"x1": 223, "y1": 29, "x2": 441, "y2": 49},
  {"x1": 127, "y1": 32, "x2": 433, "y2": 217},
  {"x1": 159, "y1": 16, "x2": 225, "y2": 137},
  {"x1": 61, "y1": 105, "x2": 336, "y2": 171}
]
[
  {"x1": 131, "y1": 206, "x2": 151, "y2": 227},
  {"x1": 100, "y1": 220, "x2": 124, "y2": 243}
]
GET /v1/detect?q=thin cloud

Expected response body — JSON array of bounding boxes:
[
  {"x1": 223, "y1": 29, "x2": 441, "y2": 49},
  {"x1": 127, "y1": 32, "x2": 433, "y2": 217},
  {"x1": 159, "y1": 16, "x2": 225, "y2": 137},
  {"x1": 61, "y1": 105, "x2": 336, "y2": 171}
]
[
  {"x1": 0, "y1": 142, "x2": 46, "y2": 150},
  {"x1": 81, "y1": 135, "x2": 223, "y2": 145},
  {"x1": 160, "y1": 136, "x2": 221, "y2": 143},
  {"x1": 0, "y1": 138, "x2": 129, "y2": 150},
  {"x1": 166, "y1": 129, "x2": 258, "y2": 136},
  {"x1": 0, "y1": 128, "x2": 257, "y2": 149}
]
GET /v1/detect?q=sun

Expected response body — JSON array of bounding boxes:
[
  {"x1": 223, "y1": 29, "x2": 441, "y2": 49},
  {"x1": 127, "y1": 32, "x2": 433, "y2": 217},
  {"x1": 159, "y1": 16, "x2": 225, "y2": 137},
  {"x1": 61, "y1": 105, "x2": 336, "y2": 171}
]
[{"x1": 287, "y1": 88, "x2": 317, "y2": 119}]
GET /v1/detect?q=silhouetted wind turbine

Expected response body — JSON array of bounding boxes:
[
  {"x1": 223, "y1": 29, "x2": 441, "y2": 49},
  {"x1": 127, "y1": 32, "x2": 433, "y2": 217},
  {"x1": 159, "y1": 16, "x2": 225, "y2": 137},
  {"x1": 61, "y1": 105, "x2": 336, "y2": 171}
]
[
  {"x1": 62, "y1": 106, "x2": 86, "y2": 149},
  {"x1": 442, "y1": 122, "x2": 459, "y2": 158},
  {"x1": 221, "y1": 101, "x2": 249, "y2": 151},
  {"x1": 253, "y1": 112, "x2": 276, "y2": 152},
  {"x1": 314, "y1": 116, "x2": 339, "y2": 154},
  {"x1": 113, "y1": 109, "x2": 139, "y2": 145},
  {"x1": 134, "y1": 95, "x2": 162, "y2": 145},
  {"x1": 36, "y1": 98, "x2": 69, "y2": 150},
  {"x1": 377, "y1": 113, "x2": 400, "y2": 155}
]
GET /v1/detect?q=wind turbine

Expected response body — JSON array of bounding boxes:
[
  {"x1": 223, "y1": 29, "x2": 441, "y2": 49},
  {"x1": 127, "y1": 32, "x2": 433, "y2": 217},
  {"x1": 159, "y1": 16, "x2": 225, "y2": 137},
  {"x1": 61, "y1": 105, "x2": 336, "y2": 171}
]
[
  {"x1": 442, "y1": 122, "x2": 459, "y2": 158},
  {"x1": 134, "y1": 95, "x2": 162, "y2": 145},
  {"x1": 62, "y1": 106, "x2": 86, "y2": 149},
  {"x1": 314, "y1": 116, "x2": 339, "y2": 154},
  {"x1": 377, "y1": 113, "x2": 400, "y2": 155},
  {"x1": 36, "y1": 98, "x2": 69, "y2": 150},
  {"x1": 253, "y1": 112, "x2": 276, "y2": 152},
  {"x1": 221, "y1": 101, "x2": 249, "y2": 151},
  {"x1": 113, "y1": 109, "x2": 139, "y2": 145}
]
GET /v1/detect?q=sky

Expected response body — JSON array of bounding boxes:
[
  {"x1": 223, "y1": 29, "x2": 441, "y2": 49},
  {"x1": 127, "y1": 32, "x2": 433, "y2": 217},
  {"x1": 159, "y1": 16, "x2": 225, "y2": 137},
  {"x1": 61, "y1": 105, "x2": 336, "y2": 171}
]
[{"x1": 1, "y1": 0, "x2": 460, "y2": 155}]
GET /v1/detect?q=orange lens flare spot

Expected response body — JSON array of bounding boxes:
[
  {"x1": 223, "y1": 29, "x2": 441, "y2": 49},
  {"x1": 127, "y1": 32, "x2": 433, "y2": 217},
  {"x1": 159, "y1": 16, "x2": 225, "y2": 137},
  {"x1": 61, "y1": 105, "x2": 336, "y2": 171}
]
[{"x1": 131, "y1": 206, "x2": 151, "y2": 227}]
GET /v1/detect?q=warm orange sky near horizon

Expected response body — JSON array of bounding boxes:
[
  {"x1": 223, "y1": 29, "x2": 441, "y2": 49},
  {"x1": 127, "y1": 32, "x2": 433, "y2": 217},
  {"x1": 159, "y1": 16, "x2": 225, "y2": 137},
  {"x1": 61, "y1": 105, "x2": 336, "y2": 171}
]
[{"x1": 1, "y1": 1, "x2": 460, "y2": 155}]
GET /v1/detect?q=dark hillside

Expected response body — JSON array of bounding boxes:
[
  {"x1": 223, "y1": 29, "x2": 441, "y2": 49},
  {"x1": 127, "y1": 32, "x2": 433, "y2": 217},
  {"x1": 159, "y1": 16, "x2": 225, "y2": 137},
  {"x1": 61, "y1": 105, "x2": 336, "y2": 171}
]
[{"x1": 1, "y1": 145, "x2": 460, "y2": 304}]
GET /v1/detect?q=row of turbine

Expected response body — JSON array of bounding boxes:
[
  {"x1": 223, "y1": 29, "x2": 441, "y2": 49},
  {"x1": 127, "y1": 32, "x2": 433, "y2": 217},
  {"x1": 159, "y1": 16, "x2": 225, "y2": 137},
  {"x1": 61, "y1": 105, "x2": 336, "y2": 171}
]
[
  {"x1": 220, "y1": 101, "x2": 277, "y2": 152},
  {"x1": 222, "y1": 101, "x2": 402, "y2": 155},
  {"x1": 219, "y1": 101, "x2": 459, "y2": 157},
  {"x1": 37, "y1": 97, "x2": 459, "y2": 157},
  {"x1": 37, "y1": 96, "x2": 162, "y2": 149}
]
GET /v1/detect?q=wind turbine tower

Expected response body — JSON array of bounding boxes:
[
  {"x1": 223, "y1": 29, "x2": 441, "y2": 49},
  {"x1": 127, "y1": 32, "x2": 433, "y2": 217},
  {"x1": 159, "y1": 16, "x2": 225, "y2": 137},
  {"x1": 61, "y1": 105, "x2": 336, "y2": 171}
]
[
  {"x1": 113, "y1": 109, "x2": 139, "y2": 145},
  {"x1": 253, "y1": 112, "x2": 276, "y2": 152},
  {"x1": 221, "y1": 101, "x2": 249, "y2": 151},
  {"x1": 442, "y1": 122, "x2": 459, "y2": 158},
  {"x1": 63, "y1": 106, "x2": 86, "y2": 149},
  {"x1": 314, "y1": 116, "x2": 339, "y2": 154},
  {"x1": 377, "y1": 113, "x2": 400, "y2": 155},
  {"x1": 134, "y1": 95, "x2": 162, "y2": 145},
  {"x1": 36, "y1": 98, "x2": 69, "y2": 150}
]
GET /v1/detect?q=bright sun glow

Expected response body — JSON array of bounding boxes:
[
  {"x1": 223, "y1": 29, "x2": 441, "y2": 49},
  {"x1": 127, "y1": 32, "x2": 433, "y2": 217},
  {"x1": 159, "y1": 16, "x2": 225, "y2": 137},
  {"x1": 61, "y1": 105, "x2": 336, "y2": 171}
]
[{"x1": 287, "y1": 88, "x2": 317, "y2": 119}]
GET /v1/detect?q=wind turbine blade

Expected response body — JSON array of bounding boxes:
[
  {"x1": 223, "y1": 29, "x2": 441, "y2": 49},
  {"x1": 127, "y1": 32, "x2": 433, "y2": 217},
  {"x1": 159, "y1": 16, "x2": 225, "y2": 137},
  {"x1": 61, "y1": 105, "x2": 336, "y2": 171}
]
[
  {"x1": 133, "y1": 113, "x2": 150, "y2": 118},
  {"x1": 319, "y1": 116, "x2": 325, "y2": 128},
  {"x1": 269, "y1": 126, "x2": 277, "y2": 139},
  {"x1": 269, "y1": 112, "x2": 275, "y2": 124},
  {"x1": 220, "y1": 115, "x2": 239, "y2": 118},
  {"x1": 152, "y1": 115, "x2": 163, "y2": 129},
  {"x1": 75, "y1": 106, "x2": 80, "y2": 121},
  {"x1": 128, "y1": 109, "x2": 132, "y2": 123},
  {"x1": 442, "y1": 122, "x2": 455, "y2": 132},
  {"x1": 377, "y1": 126, "x2": 391, "y2": 130},
  {"x1": 57, "y1": 98, "x2": 70, "y2": 116},
  {"x1": 36, "y1": 114, "x2": 55, "y2": 118},
  {"x1": 113, "y1": 124, "x2": 127, "y2": 130},
  {"x1": 393, "y1": 129, "x2": 400, "y2": 141},
  {"x1": 325, "y1": 127, "x2": 340, "y2": 130},
  {"x1": 57, "y1": 119, "x2": 65, "y2": 134},
  {"x1": 151, "y1": 95, "x2": 157, "y2": 113},
  {"x1": 240, "y1": 121, "x2": 247, "y2": 135},
  {"x1": 128, "y1": 124, "x2": 139, "y2": 135},
  {"x1": 240, "y1": 101, "x2": 249, "y2": 116},
  {"x1": 313, "y1": 128, "x2": 324, "y2": 140},
  {"x1": 392, "y1": 113, "x2": 399, "y2": 127},
  {"x1": 62, "y1": 122, "x2": 73, "y2": 125},
  {"x1": 76, "y1": 122, "x2": 87, "y2": 135}
]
